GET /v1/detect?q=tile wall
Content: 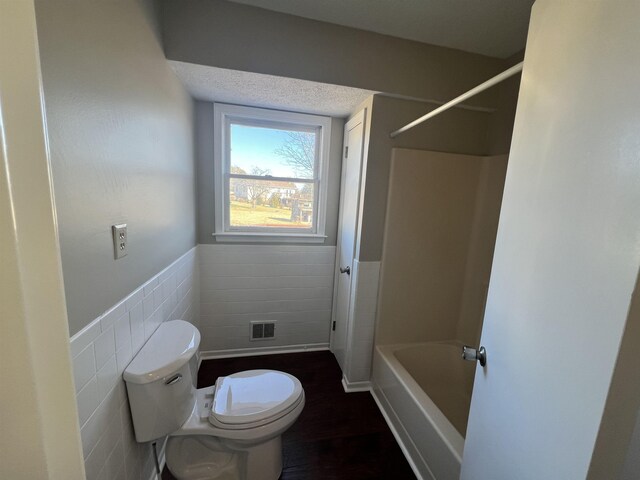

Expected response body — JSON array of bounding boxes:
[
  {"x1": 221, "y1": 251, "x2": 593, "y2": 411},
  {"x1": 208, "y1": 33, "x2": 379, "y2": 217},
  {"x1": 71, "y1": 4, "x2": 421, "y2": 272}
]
[
  {"x1": 69, "y1": 243, "x2": 342, "y2": 478},
  {"x1": 70, "y1": 248, "x2": 198, "y2": 480},
  {"x1": 198, "y1": 245, "x2": 336, "y2": 355}
]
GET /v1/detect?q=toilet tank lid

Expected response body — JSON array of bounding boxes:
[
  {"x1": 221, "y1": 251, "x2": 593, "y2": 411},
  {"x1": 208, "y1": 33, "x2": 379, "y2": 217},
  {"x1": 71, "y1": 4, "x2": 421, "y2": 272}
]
[{"x1": 123, "y1": 320, "x2": 200, "y2": 385}]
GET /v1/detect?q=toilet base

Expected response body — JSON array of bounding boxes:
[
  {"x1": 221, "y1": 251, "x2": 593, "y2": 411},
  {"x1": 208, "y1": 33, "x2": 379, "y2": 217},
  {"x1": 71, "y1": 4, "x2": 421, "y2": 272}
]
[{"x1": 166, "y1": 434, "x2": 283, "y2": 480}]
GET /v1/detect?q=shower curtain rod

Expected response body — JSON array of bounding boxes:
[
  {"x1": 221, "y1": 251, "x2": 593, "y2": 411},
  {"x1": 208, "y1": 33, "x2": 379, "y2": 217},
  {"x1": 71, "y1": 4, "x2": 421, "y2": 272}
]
[{"x1": 389, "y1": 61, "x2": 524, "y2": 138}]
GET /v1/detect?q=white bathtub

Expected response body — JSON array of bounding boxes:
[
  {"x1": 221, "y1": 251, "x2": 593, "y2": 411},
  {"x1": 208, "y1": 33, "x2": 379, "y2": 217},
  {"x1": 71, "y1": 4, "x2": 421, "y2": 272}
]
[{"x1": 372, "y1": 341, "x2": 476, "y2": 480}]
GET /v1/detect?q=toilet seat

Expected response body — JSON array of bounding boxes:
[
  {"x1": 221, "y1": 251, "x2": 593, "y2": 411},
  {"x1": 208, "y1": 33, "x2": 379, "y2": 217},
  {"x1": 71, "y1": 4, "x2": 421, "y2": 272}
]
[
  {"x1": 210, "y1": 370, "x2": 303, "y2": 429},
  {"x1": 208, "y1": 391, "x2": 304, "y2": 431}
]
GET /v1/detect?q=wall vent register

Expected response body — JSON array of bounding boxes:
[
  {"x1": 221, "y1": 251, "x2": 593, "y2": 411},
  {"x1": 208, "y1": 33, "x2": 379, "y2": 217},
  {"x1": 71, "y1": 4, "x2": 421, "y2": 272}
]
[{"x1": 251, "y1": 321, "x2": 276, "y2": 340}]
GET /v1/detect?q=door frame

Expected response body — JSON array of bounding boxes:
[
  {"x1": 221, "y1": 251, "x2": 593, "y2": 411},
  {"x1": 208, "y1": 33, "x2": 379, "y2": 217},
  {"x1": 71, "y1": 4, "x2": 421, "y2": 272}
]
[
  {"x1": 0, "y1": 1, "x2": 85, "y2": 477},
  {"x1": 329, "y1": 108, "x2": 368, "y2": 352}
]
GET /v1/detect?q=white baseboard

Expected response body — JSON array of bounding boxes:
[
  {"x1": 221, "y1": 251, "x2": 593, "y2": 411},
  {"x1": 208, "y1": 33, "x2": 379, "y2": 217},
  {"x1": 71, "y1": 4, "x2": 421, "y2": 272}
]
[
  {"x1": 370, "y1": 387, "x2": 428, "y2": 480},
  {"x1": 199, "y1": 343, "x2": 330, "y2": 360},
  {"x1": 341, "y1": 375, "x2": 372, "y2": 393}
]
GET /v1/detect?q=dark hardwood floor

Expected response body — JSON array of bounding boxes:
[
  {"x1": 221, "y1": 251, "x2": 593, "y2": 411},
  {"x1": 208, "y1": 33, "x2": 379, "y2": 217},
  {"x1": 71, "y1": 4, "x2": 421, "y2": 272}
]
[{"x1": 162, "y1": 350, "x2": 415, "y2": 479}]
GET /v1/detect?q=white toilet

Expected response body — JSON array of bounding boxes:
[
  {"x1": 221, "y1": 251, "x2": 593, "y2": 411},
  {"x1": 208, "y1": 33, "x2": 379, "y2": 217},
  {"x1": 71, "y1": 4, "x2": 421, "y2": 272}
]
[{"x1": 123, "y1": 320, "x2": 305, "y2": 480}]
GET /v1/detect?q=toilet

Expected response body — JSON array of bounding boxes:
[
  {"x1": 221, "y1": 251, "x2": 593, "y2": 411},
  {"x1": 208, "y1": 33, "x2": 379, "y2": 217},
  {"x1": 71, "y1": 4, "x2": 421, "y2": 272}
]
[{"x1": 123, "y1": 320, "x2": 305, "y2": 480}]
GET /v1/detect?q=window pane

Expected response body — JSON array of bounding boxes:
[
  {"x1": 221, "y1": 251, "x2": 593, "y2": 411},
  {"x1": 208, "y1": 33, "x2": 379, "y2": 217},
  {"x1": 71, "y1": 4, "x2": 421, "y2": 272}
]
[
  {"x1": 229, "y1": 178, "x2": 315, "y2": 229},
  {"x1": 230, "y1": 123, "x2": 316, "y2": 180}
]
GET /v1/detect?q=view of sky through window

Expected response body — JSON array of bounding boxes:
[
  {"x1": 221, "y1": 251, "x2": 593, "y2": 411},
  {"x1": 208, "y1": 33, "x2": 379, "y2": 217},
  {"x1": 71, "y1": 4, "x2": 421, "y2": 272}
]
[{"x1": 230, "y1": 124, "x2": 316, "y2": 179}]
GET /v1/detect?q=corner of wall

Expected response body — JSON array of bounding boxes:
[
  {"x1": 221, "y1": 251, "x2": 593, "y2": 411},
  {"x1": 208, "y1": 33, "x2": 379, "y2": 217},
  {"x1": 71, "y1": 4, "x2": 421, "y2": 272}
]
[{"x1": 69, "y1": 247, "x2": 199, "y2": 480}]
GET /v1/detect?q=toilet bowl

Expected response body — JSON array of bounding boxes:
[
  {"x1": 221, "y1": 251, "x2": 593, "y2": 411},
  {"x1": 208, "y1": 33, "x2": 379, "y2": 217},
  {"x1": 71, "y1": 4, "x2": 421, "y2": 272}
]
[
  {"x1": 123, "y1": 320, "x2": 305, "y2": 480},
  {"x1": 166, "y1": 371, "x2": 305, "y2": 480}
]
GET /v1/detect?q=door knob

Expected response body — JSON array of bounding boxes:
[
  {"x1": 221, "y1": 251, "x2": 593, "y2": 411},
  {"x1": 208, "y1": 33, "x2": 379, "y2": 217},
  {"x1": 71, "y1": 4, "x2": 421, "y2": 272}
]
[
  {"x1": 339, "y1": 266, "x2": 351, "y2": 275},
  {"x1": 462, "y1": 345, "x2": 486, "y2": 367}
]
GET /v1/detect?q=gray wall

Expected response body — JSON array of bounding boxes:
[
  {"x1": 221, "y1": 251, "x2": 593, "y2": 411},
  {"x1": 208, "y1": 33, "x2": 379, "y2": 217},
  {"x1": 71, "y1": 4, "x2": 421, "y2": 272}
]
[
  {"x1": 621, "y1": 408, "x2": 640, "y2": 479},
  {"x1": 158, "y1": 0, "x2": 522, "y2": 261},
  {"x1": 35, "y1": 0, "x2": 196, "y2": 336},
  {"x1": 159, "y1": 0, "x2": 507, "y2": 109},
  {"x1": 195, "y1": 100, "x2": 344, "y2": 245}
]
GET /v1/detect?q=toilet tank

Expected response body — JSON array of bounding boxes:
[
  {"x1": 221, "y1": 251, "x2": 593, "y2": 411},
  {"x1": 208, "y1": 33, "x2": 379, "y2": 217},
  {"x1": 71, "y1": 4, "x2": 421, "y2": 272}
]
[{"x1": 123, "y1": 320, "x2": 200, "y2": 442}]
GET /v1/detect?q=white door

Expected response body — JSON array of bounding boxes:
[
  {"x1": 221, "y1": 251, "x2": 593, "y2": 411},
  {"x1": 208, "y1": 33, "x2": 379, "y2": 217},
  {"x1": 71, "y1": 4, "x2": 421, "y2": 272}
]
[
  {"x1": 331, "y1": 110, "x2": 366, "y2": 371},
  {"x1": 462, "y1": 2, "x2": 640, "y2": 479}
]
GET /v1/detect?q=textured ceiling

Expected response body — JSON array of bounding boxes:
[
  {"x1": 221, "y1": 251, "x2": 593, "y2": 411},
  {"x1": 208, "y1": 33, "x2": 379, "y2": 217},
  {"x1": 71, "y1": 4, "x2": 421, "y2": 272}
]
[
  {"x1": 170, "y1": 61, "x2": 378, "y2": 117},
  {"x1": 227, "y1": 0, "x2": 534, "y2": 58}
]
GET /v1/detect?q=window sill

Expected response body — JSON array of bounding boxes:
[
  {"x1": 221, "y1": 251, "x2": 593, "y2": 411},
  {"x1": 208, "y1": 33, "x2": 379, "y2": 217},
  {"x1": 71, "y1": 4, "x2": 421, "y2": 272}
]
[{"x1": 212, "y1": 232, "x2": 327, "y2": 244}]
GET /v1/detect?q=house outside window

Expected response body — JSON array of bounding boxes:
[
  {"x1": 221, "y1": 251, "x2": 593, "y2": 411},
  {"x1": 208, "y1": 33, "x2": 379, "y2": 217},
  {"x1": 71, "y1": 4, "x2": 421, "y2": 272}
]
[{"x1": 213, "y1": 103, "x2": 332, "y2": 242}]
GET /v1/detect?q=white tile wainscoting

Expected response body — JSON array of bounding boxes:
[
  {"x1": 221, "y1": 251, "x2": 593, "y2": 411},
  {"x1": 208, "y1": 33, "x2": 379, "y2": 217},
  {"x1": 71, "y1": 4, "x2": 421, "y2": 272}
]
[
  {"x1": 342, "y1": 260, "x2": 381, "y2": 391},
  {"x1": 70, "y1": 247, "x2": 199, "y2": 480},
  {"x1": 198, "y1": 244, "x2": 336, "y2": 357},
  {"x1": 69, "y1": 244, "x2": 341, "y2": 478}
]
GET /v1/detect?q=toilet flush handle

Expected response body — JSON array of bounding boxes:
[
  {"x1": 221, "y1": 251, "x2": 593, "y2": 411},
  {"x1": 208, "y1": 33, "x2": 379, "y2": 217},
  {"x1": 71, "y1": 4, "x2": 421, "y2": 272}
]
[{"x1": 165, "y1": 373, "x2": 183, "y2": 385}]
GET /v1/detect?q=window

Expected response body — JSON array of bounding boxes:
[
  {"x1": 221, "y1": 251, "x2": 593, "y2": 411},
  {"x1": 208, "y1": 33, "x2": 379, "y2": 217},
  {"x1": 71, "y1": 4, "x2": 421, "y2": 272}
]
[{"x1": 213, "y1": 104, "x2": 331, "y2": 242}]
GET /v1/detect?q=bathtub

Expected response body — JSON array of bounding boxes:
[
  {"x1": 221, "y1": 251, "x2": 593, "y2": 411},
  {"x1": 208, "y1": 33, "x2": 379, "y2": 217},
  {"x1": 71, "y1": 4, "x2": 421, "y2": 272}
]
[{"x1": 371, "y1": 341, "x2": 476, "y2": 480}]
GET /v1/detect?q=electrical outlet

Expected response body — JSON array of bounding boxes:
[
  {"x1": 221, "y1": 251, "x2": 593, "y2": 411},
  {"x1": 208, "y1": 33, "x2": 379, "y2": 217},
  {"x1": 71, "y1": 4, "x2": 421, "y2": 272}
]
[{"x1": 112, "y1": 224, "x2": 127, "y2": 259}]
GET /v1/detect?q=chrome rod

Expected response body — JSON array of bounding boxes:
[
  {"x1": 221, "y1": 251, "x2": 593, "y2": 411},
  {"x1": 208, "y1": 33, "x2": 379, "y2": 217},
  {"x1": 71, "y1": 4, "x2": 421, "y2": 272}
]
[{"x1": 390, "y1": 62, "x2": 524, "y2": 138}]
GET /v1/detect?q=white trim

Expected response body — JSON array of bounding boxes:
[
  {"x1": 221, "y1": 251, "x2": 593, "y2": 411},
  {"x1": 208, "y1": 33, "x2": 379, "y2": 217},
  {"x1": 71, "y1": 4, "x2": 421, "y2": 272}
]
[
  {"x1": 212, "y1": 232, "x2": 327, "y2": 243},
  {"x1": 213, "y1": 103, "x2": 332, "y2": 241},
  {"x1": 371, "y1": 387, "x2": 429, "y2": 480},
  {"x1": 200, "y1": 343, "x2": 329, "y2": 360},
  {"x1": 329, "y1": 108, "x2": 367, "y2": 355},
  {"x1": 1, "y1": 2, "x2": 85, "y2": 477},
  {"x1": 213, "y1": 103, "x2": 225, "y2": 238},
  {"x1": 341, "y1": 375, "x2": 371, "y2": 393}
]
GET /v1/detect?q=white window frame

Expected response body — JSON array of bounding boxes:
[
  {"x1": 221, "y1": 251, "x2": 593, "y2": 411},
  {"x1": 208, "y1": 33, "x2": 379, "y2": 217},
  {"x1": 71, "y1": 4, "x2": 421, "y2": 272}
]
[{"x1": 213, "y1": 103, "x2": 332, "y2": 243}]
